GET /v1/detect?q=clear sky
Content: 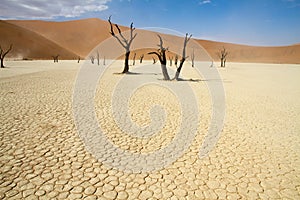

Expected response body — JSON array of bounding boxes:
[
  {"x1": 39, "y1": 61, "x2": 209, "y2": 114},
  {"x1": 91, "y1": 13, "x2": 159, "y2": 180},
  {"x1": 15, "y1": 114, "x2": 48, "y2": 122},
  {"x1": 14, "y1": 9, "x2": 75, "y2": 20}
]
[{"x1": 1, "y1": 0, "x2": 300, "y2": 46}]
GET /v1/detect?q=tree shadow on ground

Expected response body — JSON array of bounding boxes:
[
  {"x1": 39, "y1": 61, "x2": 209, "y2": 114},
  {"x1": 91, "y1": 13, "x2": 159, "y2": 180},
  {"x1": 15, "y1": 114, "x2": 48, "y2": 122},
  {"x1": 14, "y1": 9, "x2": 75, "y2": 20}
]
[{"x1": 113, "y1": 71, "x2": 159, "y2": 76}]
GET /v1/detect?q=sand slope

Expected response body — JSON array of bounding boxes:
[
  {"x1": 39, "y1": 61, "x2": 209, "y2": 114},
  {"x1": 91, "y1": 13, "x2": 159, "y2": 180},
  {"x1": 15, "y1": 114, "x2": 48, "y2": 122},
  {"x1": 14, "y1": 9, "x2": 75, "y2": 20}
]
[
  {"x1": 0, "y1": 21, "x2": 78, "y2": 60},
  {"x1": 3, "y1": 18, "x2": 300, "y2": 63},
  {"x1": 8, "y1": 18, "x2": 125, "y2": 58},
  {"x1": 199, "y1": 40, "x2": 300, "y2": 64}
]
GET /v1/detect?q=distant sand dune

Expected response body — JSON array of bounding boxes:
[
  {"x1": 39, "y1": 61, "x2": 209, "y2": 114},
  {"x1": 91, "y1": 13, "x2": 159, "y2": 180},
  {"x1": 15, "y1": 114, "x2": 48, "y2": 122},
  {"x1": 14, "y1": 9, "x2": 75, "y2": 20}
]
[
  {"x1": 2, "y1": 18, "x2": 300, "y2": 63},
  {"x1": 0, "y1": 21, "x2": 78, "y2": 60}
]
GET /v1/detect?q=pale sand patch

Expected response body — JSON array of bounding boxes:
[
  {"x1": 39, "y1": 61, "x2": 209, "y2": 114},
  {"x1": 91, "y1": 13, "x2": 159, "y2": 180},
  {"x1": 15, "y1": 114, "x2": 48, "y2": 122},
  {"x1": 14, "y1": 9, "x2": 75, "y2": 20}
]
[{"x1": 0, "y1": 60, "x2": 299, "y2": 199}]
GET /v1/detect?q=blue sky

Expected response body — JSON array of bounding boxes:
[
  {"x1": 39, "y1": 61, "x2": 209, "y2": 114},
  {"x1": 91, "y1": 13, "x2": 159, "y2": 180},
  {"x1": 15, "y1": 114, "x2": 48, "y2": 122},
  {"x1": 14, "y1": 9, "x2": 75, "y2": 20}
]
[{"x1": 1, "y1": 0, "x2": 300, "y2": 46}]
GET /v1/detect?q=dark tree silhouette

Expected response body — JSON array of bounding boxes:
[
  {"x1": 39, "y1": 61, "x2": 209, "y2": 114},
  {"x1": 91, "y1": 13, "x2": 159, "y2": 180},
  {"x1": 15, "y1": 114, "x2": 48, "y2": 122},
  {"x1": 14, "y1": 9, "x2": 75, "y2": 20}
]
[
  {"x1": 139, "y1": 54, "x2": 144, "y2": 63},
  {"x1": 103, "y1": 56, "x2": 106, "y2": 65},
  {"x1": 132, "y1": 52, "x2": 136, "y2": 66},
  {"x1": 169, "y1": 56, "x2": 173, "y2": 66},
  {"x1": 152, "y1": 57, "x2": 157, "y2": 64},
  {"x1": 175, "y1": 54, "x2": 178, "y2": 67},
  {"x1": 90, "y1": 55, "x2": 95, "y2": 64},
  {"x1": 191, "y1": 48, "x2": 195, "y2": 67},
  {"x1": 148, "y1": 35, "x2": 170, "y2": 80},
  {"x1": 108, "y1": 16, "x2": 137, "y2": 73},
  {"x1": 97, "y1": 51, "x2": 100, "y2": 65},
  {"x1": 52, "y1": 54, "x2": 59, "y2": 63},
  {"x1": 77, "y1": 56, "x2": 81, "y2": 63},
  {"x1": 0, "y1": 44, "x2": 12, "y2": 68},
  {"x1": 174, "y1": 33, "x2": 192, "y2": 80},
  {"x1": 217, "y1": 46, "x2": 229, "y2": 67}
]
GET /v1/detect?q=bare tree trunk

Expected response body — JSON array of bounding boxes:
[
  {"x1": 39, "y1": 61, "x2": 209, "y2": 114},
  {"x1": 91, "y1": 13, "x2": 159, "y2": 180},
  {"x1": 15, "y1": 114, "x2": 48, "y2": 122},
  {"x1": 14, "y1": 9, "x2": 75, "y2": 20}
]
[
  {"x1": 169, "y1": 56, "x2": 173, "y2": 66},
  {"x1": 52, "y1": 55, "x2": 59, "y2": 63},
  {"x1": 139, "y1": 54, "x2": 144, "y2": 63},
  {"x1": 0, "y1": 44, "x2": 12, "y2": 68},
  {"x1": 191, "y1": 48, "x2": 195, "y2": 67},
  {"x1": 77, "y1": 56, "x2": 80, "y2": 63},
  {"x1": 0, "y1": 58, "x2": 5, "y2": 68},
  {"x1": 123, "y1": 51, "x2": 130, "y2": 73},
  {"x1": 174, "y1": 58, "x2": 185, "y2": 80},
  {"x1": 108, "y1": 16, "x2": 137, "y2": 73},
  {"x1": 132, "y1": 52, "x2": 136, "y2": 66},
  {"x1": 97, "y1": 51, "x2": 100, "y2": 65},
  {"x1": 152, "y1": 57, "x2": 156, "y2": 64},
  {"x1": 148, "y1": 35, "x2": 170, "y2": 80},
  {"x1": 103, "y1": 56, "x2": 106, "y2": 65},
  {"x1": 173, "y1": 33, "x2": 192, "y2": 80},
  {"x1": 90, "y1": 56, "x2": 95, "y2": 64},
  {"x1": 0, "y1": 44, "x2": 13, "y2": 68},
  {"x1": 161, "y1": 64, "x2": 170, "y2": 80},
  {"x1": 160, "y1": 52, "x2": 170, "y2": 80},
  {"x1": 175, "y1": 55, "x2": 178, "y2": 67},
  {"x1": 217, "y1": 46, "x2": 228, "y2": 68}
]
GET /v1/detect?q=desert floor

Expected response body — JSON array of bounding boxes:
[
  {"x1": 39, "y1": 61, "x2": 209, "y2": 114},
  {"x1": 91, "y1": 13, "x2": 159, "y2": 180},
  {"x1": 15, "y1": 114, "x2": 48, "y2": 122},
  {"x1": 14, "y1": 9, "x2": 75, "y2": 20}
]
[{"x1": 0, "y1": 60, "x2": 299, "y2": 199}]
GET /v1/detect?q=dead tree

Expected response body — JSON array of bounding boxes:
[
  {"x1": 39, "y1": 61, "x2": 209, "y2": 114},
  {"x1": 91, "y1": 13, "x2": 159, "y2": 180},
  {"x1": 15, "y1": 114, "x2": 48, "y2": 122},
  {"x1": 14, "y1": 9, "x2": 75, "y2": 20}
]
[
  {"x1": 152, "y1": 57, "x2": 157, "y2": 64},
  {"x1": 108, "y1": 16, "x2": 137, "y2": 73},
  {"x1": 217, "y1": 47, "x2": 229, "y2": 67},
  {"x1": 96, "y1": 51, "x2": 100, "y2": 66},
  {"x1": 52, "y1": 54, "x2": 59, "y2": 63},
  {"x1": 90, "y1": 55, "x2": 95, "y2": 64},
  {"x1": 169, "y1": 56, "x2": 173, "y2": 66},
  {"x1": 139, "y1": 54, "x2": 144, "y2": 63},
  {"x1": 191, "y1": 48, "x2": 195, "y2": 67},
  {"x1": 148, "y1": 35, "x2": 170, "y2": 80},
  {"x1": 0, "y1": 44, "x2": 13, "y2": 68},
  {"x1": 174, "y1": 33, "x2": 192, "y2": 80},
  {"x1": 132, "y1": 52, "x2": 136, "y2": 66},
  {"x1": 103, "y1": 56, "x2": 106, "y2": 65},
  {"x1": 77, "y1": 56, "x2": 81, "y2": 63},
  {"x1": 175, "y1": 55, "x2": 178, "y2": 67}
]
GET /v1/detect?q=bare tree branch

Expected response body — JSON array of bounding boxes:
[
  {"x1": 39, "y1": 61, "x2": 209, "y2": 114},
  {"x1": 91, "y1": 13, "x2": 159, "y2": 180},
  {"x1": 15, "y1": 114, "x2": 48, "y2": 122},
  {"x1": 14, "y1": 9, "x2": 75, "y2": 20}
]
[
  {"x1": 0, "y1": 44, "x2": 13, "y2": 68},
  {"x1": 108, "y1": 16, "x2": 137, "y2": 73}
]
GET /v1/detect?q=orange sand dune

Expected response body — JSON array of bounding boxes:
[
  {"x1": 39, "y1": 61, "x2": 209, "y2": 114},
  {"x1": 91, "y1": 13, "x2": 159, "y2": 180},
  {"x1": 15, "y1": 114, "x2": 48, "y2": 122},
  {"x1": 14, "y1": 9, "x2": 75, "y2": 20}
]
[
  {"x1": 199, "y1": 40, "x2": 300, "y2": 64},
  {"x1": 4, "y1": 18, "x2": 300, "y2": 63},
  {"x1": 0, "y1": 20, "x2": 78, "y2": 60},
  {"x1": 8, "y1": 18, "x2": 122, "y2": 58}
]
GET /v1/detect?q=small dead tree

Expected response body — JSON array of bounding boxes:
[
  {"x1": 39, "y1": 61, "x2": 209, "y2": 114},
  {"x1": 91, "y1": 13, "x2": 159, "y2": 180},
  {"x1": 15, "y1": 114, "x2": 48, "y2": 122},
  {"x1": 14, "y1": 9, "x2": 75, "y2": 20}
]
[
  {"x1": 90, "y1": 55, "x2": 95, "y2": 64},
  {"x1": 0, "y1": 44, "x2": 13, "y2": 68},
  {"x1": 169, "y1": 56, "x2": 173, "y2": 66},
  {"x1": 103, "y1": 56, "x2": 106, "y2": 65},
  {"x1": 148, "y1": 35, "x2": 170, "y2": 80},
  {"x1": 52, "y1": 54, "x2": 59, "y2": 63},
  {"x1": 152, "y1": 57, "x2": 157, "y2": 64},
  {"x1": 108, "y1": 16, "x2": 137, "y2": 73},
  {"x1": 174, "y1": 54, "x2": 178, "y2": 67},
  {"x1": 96, "y1": 51, "x2": 100, "y2": 66},
  {"x1": 77, "y1": 56, "x2": 81, "y2": 63},
  {"x1": 191, "y1": 48, "x2": 195, "y2": 67},
  {"x1": 139, "y1": 54, "x2": 144, "y2": 63},
  {"x1": 217, "y1": 46, "x2": 229, "y2": 67},
  {"x1": 174, "y1": 33, "x2": 192, "y2": 80},
  {"x1": 132, "y1": 52, "x2": 136, "y2": 66}
]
